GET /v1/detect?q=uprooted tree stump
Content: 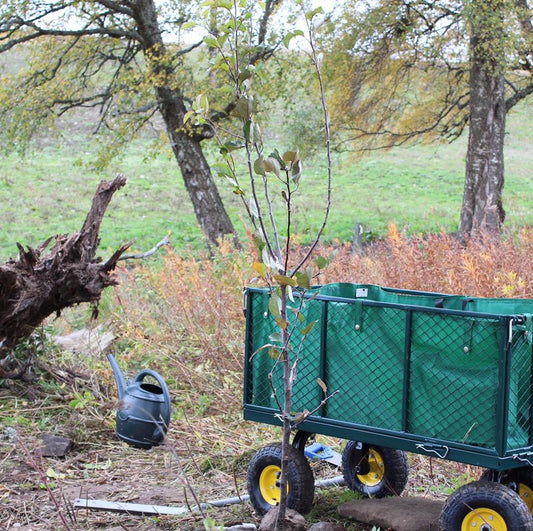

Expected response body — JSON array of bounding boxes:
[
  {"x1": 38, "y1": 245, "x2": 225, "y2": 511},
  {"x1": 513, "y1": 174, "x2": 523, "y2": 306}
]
[{"x1": 0, "y1": 174, "x2": 132, "y2": 379}]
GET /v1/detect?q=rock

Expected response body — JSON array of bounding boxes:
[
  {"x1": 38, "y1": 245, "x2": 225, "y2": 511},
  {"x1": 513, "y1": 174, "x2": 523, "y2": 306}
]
[
  {"x1": 1, "y1": 427, "x2": 17, "y2": 442},
  {"x1": 195, "y1": 525, "x2": 257, "y2": 531},
  {"x1": 36, "y1": 434, "x2": 74, "y2": 457},
  {"x1": 259, "y1": 507, "x2": 307, "y2": 531},
  {"x1": 54, "y1": 324, "x2": 114, "y2": 356},
  {"x1": 309, "y1": 523, "x2": 345, "y2": 531},
  {"x1": 338, "y1": 496, "x2": 444, "y2": 531}
]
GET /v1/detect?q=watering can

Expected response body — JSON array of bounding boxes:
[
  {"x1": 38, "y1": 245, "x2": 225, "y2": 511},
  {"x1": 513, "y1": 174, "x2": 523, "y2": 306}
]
[{"x1": 107, "y1": 354, "x2": 172, "y2": 449}]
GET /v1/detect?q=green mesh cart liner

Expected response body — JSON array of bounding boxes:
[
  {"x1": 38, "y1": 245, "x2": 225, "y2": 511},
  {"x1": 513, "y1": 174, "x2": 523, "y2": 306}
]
[{"x1": 243, "y1": 283, "x2": 533, "y2": 470}]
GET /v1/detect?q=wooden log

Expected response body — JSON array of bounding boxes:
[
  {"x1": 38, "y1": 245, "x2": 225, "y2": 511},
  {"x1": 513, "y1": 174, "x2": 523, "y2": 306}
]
[{"x1": 0, "y1": 174, "x2": 131, "y2": 377}]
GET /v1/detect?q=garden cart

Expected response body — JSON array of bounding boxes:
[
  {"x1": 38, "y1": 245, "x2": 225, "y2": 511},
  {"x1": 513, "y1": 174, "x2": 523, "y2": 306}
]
[{"x1": 243, "y1": 283, "x2": 533, "y2": 529}]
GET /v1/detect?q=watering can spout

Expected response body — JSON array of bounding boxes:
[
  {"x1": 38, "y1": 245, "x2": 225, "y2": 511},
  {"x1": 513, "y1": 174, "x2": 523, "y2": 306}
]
[{"x1": 107, "y1": 353, "x2": 126, "y2": 400}]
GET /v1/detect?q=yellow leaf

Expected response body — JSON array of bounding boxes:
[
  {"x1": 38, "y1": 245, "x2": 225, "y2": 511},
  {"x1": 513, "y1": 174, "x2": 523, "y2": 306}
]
[
  {"x1": 276, "y1": 316, "x2": 288, "y2": 329},
  {"x1": 252, "y1": 261, "x2": 267, "y2": 278},
  {"x1": 317, "y1": 378, "x2": 327, "y2": 393}
]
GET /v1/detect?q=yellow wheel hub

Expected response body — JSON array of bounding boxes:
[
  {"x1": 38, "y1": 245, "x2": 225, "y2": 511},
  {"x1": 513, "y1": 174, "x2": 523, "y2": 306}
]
[
  {"x1": 357, "y1": 449, "x2": 385, "y2": 487},
  {"x1": 518, "y1": 482, "x2": 533, "y2": 514},
  {"x1": 461, "y1": 507, "x2": 507, "y2": 530},
  {"x1": 259, "y1": 465, "x2": 286, "y2": 506}
]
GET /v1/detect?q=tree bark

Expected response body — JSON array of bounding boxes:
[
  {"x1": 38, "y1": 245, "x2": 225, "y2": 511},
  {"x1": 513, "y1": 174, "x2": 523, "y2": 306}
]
[
  {"x1": 156, "y1": 86, "x2": 237, "y2": 246},
  {"x1": 458, "y1": 4, "x2": 506, "y2": 239},
  {"x1": 0, "y1": 175, "x2": 130, "y2": 376},
  {"x1": 134, "y1": 0, "x2": 237, "y2": 247}
]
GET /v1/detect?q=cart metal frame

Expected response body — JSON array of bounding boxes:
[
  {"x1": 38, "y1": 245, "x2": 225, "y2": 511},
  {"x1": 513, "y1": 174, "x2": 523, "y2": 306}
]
[{"x1": 243, "y1": 284, "x2": 533, "y2": 471}]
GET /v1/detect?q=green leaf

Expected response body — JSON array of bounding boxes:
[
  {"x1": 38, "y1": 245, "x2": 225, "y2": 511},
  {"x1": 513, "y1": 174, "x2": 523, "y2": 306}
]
[
  {"x1": 243, "y1": 120, "x2": 252, "y2": 143},
  {"x1": 220, "y1": 141, "x2": 242, "y2": 153},
  {"x1": 273, "y1": 274, "x2": 296, "y2": 286},
  {"x1": 232, "y1": 97, "x2": 253, "y2": 119},
  {"x1": 203, "y1": 35, "x2": 219, "y2": 48},
  {"x1": 301, "y1": 320, "x2": 317, "y2": 336},
  {"x1": 283, "y1": 30, "x2": 305, "y2": 48},
  {"x1": 238, "y1": 69, "x2": 253, "y2": 85},
  {"x1": 306, "y1": 6, "x2": 324, "y2": 20},
  {"x1": 269, "y1": 149, "x2": 286, "y2": 168},
  {"x1": 295, "y1": 271, "x2": 310, "y2": 289},
  {"x1": 291, "y1": 159, "x2": 302, "y2": 184},
  {"x1": 183, "y1": 110, "x2": 196, "y2": 125},
  {"x1": 269, "y1": 294, "x2": 281, "y2": 317},
  {"x1": 253, "y1": 234, "x2": 265, "y2": 252},
  {"x1": 212, "y1": 162, "x2": 233, "y2": 178},
  {"x1": 314, "y1": 255, "x2": 328, "y2": 270},
  {"x1": 254, "y1": 157, "x2": 265, "y2": 176},
  {"x1": 253, "y1": 123, "x2": 262, "y2": 144}
]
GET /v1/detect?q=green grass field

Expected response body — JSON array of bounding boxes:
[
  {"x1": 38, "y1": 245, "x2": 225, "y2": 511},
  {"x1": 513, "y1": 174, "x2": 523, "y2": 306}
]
[{"x1": 0, "y1": 100, "x2": 531, "y2": 261}]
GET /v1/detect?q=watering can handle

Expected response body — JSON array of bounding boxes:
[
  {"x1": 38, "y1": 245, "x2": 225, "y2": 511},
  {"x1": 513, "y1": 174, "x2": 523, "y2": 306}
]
[{"x1": 134, "y1": 369, "x2": 172, "y2": 427}]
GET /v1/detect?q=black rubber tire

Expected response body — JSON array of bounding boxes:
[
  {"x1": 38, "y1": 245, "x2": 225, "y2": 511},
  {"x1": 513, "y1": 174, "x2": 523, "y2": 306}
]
[
  {"x1": 439, "y1": 480, "x2": 533, "y2": 530},
  {"x1": 246, "y1": 443, "x2": 315, "y2": 515},
  {"x1": 481, "y1": 467, "x2": 533, "y2": 515},
  {"x1": 341, "y1": 441, "x2": 408, "y2": 498}
]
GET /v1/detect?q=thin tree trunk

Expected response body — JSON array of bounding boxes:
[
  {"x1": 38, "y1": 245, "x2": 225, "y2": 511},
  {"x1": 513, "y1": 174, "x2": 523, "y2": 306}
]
[
  {"x1": 458, "y1": 3, "x2": 506, "y2": 239},
  {"x1": 277, "y1": 285, "x2": 291, "y2": 531}
]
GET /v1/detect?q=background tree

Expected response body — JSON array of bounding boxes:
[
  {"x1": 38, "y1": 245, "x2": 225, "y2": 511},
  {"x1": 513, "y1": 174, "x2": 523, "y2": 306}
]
[
  {"x1": 322, "y1": 0, "x2": 533, "y2": 239},
  {"x1": 0, "y1": 0, "x2": 283, "y2": 247}
]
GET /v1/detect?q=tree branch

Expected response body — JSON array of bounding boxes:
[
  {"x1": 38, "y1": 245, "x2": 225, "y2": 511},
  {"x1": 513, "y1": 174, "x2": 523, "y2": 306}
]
[
  {"x1": 0, "y1": 174, "x2": 131, "y2": 357},
  {"x1": 119, "y1": 232, "x2": 171, "y2": 260}
]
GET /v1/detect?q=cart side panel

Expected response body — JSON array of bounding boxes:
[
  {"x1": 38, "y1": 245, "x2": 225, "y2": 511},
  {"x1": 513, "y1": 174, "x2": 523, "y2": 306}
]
[
  {"x1": 324, "y1": 301, "x2": 406, "y2": 431},
  {"x1": 408, "y1": 311, "x2": 502, "y2": 447},
  {"x1": 509, "y1": 325, "x2": 533, "y2": 449},
  {"x1": 244, "y1": 284, "x2": 533, "y2": 458},
  {"x1": 246, "y1": 289, "x2": 325, "y2": 415}
]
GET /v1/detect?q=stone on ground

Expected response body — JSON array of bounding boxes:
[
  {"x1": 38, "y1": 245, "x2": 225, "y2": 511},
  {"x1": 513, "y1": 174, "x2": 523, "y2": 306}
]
[
  {"x1": 338, "y1": 496, "x2": 444, "y2": 531},
  {"x1": 259, "y1": 507, "x2": 307, "y2": 531},
  {"x1": 309, "y1": 522, "x2": 345, "y2": 531},
  {"x1": 36, "y1": 434, "x2": 74, "y2": 457}
]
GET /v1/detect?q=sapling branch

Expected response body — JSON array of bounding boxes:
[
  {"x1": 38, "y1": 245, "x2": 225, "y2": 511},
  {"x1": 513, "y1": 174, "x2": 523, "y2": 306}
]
[
  {"x1": 293, "y1": 13, "x2": 332, "y2": 275},
  {"x1": 291, "y1": 389, "x2": 341, "y2": 429}
]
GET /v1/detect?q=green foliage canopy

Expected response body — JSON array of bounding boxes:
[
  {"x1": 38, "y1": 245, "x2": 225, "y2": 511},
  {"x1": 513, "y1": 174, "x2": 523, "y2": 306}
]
[{"x1": 322, "y1": 0, "x2": 533, "y2": 151}]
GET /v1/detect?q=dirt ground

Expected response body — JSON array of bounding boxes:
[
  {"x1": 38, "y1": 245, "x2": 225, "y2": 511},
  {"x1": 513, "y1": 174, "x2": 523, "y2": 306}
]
[
  {"x1": 0, "y1": 371, "x2": 482, "y2": 531},
  {"x1": 1, "y1": 425, "x2": 261, "y2": 530},
  {"x1": 1, "y1": 421, "x2": 477, "y2": 531}
]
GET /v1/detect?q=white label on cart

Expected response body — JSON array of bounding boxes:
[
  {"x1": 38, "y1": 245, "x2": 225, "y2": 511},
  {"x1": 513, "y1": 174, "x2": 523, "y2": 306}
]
[{"x1": 356, "y1": 288, "x2": 368, "y2": 298}]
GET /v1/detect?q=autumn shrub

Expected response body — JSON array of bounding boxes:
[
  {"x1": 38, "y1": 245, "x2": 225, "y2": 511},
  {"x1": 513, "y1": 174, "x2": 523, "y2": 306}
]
[
  {"x1": 108, "y1": 225, "x2": 533, "y2": 440},
  {"x1": 321, "y1": 224, "x2": 533, "y2": 298},
  {"x1": 111, "y1": 238, "x2": 252, "y2": 420}
]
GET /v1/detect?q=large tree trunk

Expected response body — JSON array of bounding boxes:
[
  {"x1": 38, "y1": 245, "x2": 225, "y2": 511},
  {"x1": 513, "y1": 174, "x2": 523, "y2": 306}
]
[
  {"x1": 157, "y1": 87, "x2": 237, "y2": 246},
  {"x1": 458, "y1": 3, "x2": 506, "y2": 239},
  {"x1": 0, "y1": 175, "x2": 130, "y2": 378},
  {"x1": 135, "y1": 0, "x2": 237, "y2": 247}
]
